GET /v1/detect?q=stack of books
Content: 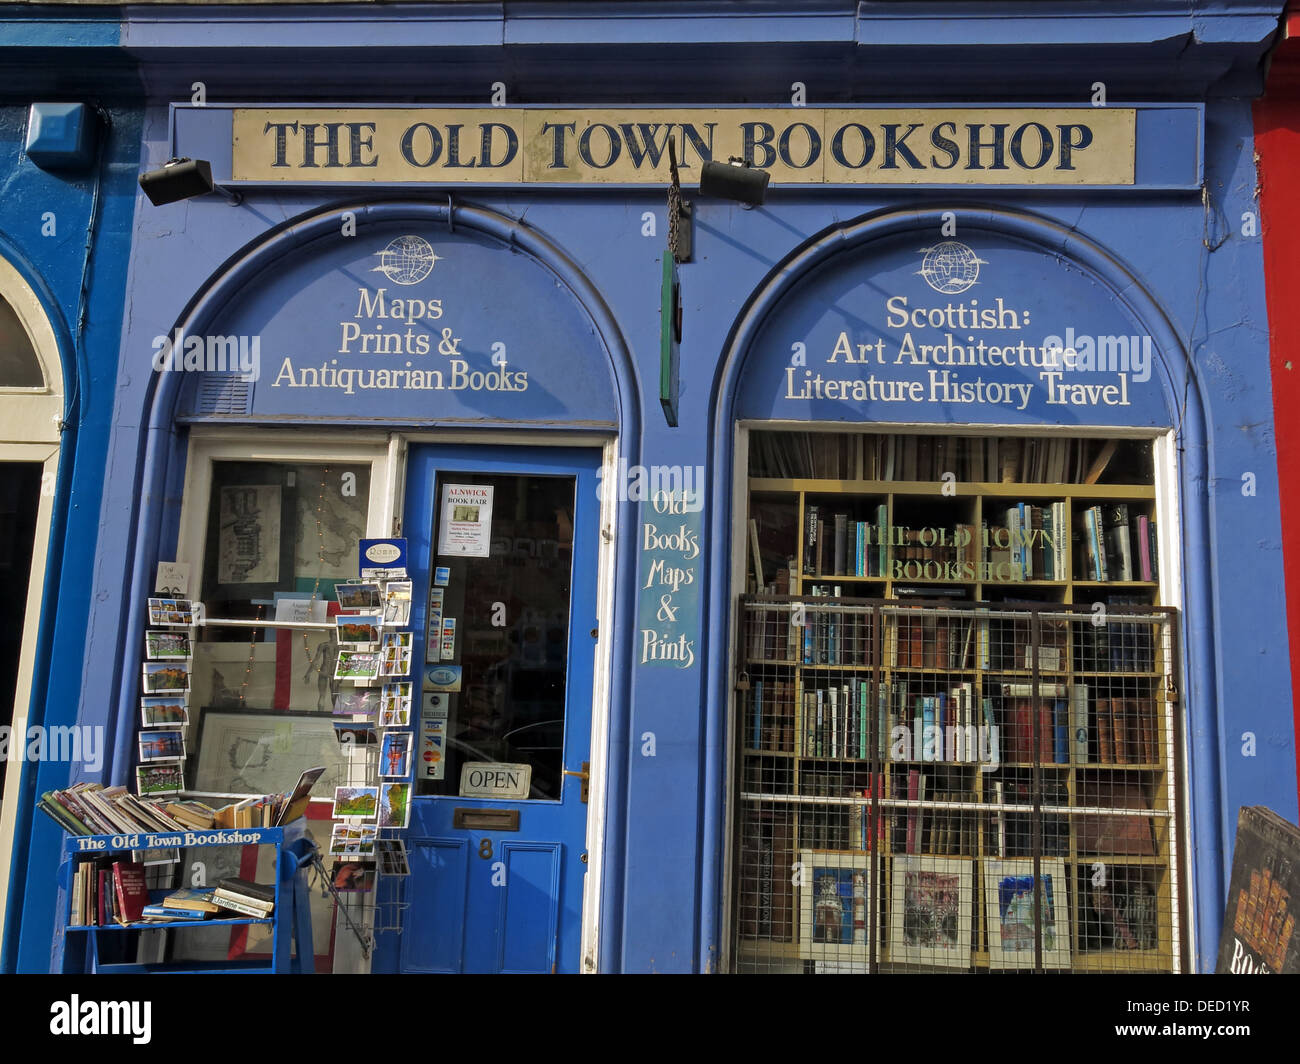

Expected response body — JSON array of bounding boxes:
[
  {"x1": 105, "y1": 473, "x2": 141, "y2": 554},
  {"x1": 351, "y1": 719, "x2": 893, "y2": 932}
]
[
  {"x1": 141, "y1": 888, "x2": 222, "y2": 923},
  {"x1": 211, "y1": 878, "x2": 275, "y2": 919}
]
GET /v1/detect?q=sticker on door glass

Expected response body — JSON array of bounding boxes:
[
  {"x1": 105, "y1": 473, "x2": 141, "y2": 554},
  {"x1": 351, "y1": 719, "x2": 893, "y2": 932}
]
[
  {"x1": 460, "y1": 762, "x2": 532, "y2": 800},
  {"x1": 437, "y1": 484, "x2": 494, "y2": 558}
]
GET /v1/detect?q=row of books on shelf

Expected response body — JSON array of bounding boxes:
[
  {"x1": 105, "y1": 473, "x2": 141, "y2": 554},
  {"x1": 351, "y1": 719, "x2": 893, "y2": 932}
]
[
  {"x1": 1081, "y1": 504, "x2": 1158, "y2": 582},
  {"x1": 69, "y1": 867, "x2": 275, "y2": 928},
  {"x1": 749, "y1": 680, "x2": 1161, "y2": 765},
  {"x1": 751, "y1": 432, "x2": 1122, "y2": 485},
  {"x1": 744, "y1": 603, "x2": 1156, "y2": 673},
  {"x1": 748, "y1": 775, "x2": 1153, "y2": 860},
  {"x1": 40, "y1": 768, "x2": 324, "y2": 838}
]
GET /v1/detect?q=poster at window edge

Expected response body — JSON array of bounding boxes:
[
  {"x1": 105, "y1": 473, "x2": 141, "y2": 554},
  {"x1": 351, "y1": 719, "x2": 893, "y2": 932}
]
[{"x1": 437, "y1": 484, "x2": 494, "y2": 558}]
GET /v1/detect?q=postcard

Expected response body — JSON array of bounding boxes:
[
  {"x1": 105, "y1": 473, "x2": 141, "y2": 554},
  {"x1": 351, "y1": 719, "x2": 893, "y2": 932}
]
[
  {"x1": 379, "y1": 732, "x2": 412, "y2": 779},
  {"x1": 142, "y1": 661, "x2": 191, "y2": 694},
  {"x1": 382, "y1": 579, "x2": 413, "y2": 625},
  {"x1": 336, "y1": 613, "x2": 383, "y2": 646},
  {"x1": 136, "y1": 762, "x2": 184, "y2": 796},
  {"x1": 378, "y1": 782, "x2": 411, "y2": 829},
  {"x1": 332, "y1": 785, "x2": 379, "y2": 820},
  {"x1": 334, "y1": 649, "x2": 381, "y2": 682},
  {"x1": 335, "y1": 581, "x2": 382, "y2": 611},
  {"x1": 379, "y1": 682, "x2": 412, "y2": 727},
  {"x1": 379, "y1": 648, "x2": 412, "y2": 678},
  {"x1": 332, "y1": 689, "x2": 379, "y2": 718},
  {"x1": 147, "y1": 597, "x2": 194, "y2": 626},
  {"x1": 376, "y1": 838, "x2": 411, "y2": 876},
  {"x1": 332, "y1": 861, "x2": 376, "y2": 892},
  {"x1": 138, "y1": 729, "x2": 185, "y2": 762},
  {"x1": 329, "y1": 823, "x2": 377, "y2": 856},
  {"x1": 145, "y1": 629, "x2": 192, "y2": 661},
  {"x1": 140, "y1": 697, "x2": 189, "y2": 728}
]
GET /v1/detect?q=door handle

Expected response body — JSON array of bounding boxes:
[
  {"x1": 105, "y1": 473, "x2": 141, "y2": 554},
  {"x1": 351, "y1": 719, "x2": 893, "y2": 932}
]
[{"x1": 563, "y1": 761, "x2": 590, "y2": 804}]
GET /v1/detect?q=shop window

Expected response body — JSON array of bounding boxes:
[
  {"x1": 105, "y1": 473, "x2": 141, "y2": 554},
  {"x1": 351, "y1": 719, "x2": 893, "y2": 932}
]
[
  {"x1": 186, "y1": 460, "x2": 371, "y2": 798},
  {"x1": 0, "y1": 296, "x2": 44, "y2": 388},
  {"x1": 733, "y1": 429, "x2": 1182, "y2": 973}
]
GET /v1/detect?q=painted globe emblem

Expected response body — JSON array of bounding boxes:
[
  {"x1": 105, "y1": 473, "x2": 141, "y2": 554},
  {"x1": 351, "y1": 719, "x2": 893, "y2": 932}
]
[
  {"x1": 371, "y1": 234, "x2": 440, "y2": 285},
  {"x1": 917, "y1": 240, "x2": 986, "y2": 294}
]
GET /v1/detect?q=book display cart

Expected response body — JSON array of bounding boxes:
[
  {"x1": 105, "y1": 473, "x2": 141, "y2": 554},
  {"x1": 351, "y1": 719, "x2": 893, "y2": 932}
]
[
  {"x1": 733, "y1": 430, "x2": 1184, "y2": 973},
  {"x1": 60, "y1": 822, "x2": 315, "y2": 973}
]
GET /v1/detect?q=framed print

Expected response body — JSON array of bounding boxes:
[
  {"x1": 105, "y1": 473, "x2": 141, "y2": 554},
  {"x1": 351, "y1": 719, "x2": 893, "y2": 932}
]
[
  {"x1": 146, "y1": 629, "x2": 192, "y2": 661},
  {"x1": 797, "y1": 850, "x2": 872, "y2": 963},
  {"x1": 335, "y1": 613, "x2": 382, "y2": 647},
  {"x1": 889, "y1": 856, "x2": 973, "y2": 969},
  {"x1": 378, "y1": 732, "x2": 412, "y2": 779},
  {"x1": 136, "y1": 762, "x2": 184, "y2": 797},
  {"x1": 983, "y1": 857, "x2": 1071, "y2": 969},
  {"x1": 335, "y1": 649, "x2": 380, "y2": 682},
  {"x1": 138, "y1": 729, "x2": 185, "y2": 762},
  {"x1": 142, "y1": 661, "x2": 191, "y2": 694},
  {"x1": 335, "y1": 581, "x2": 382, "y2": 611},
  {"x1": 332, "y1": 785, "x2": 379, "y2": 820},
  {"x1": 378, "y1": 782, "x2": 411, "y2": 829},
  {"x1": 218, "y1": 484, "x2": 281, "y2": 584},
  {"x1": 140, "y1": 697, "x2": 189, "y2": 728},
  {"x1": 192, "y1": 710, "x2": 343, "y2": 796}
]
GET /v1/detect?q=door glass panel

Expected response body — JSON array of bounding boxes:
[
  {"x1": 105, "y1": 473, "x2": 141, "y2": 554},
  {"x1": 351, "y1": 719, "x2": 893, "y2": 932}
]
[{"x1": 417, "y1": 472, "x2": 574, "y2": 801}]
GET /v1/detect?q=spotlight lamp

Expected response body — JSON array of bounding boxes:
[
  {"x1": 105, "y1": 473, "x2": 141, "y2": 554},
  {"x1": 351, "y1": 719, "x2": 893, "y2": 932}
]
[
  {"x1": 698, "y1": 156, "x2": 771, "y2": 206},
  {"x1": 138, "y1": 157, "x2": 242, "y2": 206}
]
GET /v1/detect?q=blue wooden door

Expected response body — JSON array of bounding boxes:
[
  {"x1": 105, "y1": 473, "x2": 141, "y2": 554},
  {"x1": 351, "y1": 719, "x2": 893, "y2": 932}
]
[{"x1": 382, "y1": 445, "x2": 599, "y2": 973}]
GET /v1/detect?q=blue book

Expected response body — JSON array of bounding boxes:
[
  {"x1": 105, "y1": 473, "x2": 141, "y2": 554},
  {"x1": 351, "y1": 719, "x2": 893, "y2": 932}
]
[{"x1": 142, "y1": 904, "x2": 208, "y2": 920}]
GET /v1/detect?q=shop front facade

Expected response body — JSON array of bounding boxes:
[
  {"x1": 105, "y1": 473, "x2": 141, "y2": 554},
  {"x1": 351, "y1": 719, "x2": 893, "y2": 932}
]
[{"x1": 8, "y1": 1, "x2": 1297, "y2": 974}]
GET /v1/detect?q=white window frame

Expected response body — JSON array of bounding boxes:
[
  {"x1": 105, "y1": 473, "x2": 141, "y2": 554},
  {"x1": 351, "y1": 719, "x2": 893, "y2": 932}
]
[{"x1": 0, "y1": 256, "x2": 64, "y2": 954}]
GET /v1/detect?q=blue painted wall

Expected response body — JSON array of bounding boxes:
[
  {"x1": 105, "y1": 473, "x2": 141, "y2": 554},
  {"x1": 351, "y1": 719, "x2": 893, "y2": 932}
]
[
  {"x1": 3, "y1": 1, "x2": 1292, "y2": 973},
  {"x1": 0, "y1": 78, "x2": 143, "y2": 975}
]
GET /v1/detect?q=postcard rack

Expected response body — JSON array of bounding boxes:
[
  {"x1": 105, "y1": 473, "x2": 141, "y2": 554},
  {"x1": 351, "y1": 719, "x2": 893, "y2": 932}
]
[{"x1": 59, "y1": 821, "x2": 314, "y2": 974}]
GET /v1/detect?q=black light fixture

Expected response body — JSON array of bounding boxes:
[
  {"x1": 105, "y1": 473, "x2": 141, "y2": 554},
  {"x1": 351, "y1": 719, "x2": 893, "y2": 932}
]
[
  {"x1": 699, "y1": 156, "x2": 770, "y2": 206},
  {"x1": 138, "y1": 157, "x2": 242, "y2": 206}
]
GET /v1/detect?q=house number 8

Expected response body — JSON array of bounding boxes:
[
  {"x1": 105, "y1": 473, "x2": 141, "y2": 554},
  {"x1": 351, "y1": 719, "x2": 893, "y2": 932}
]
[{"x1": 479, "y1": 838, "x2": 493, "y2": 860}]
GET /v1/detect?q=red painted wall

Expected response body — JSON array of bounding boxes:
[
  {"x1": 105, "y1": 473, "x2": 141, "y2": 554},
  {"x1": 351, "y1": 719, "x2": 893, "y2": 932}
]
[{"x1": 1255, "y1": 7, "x2": 1300, "y2": 813}]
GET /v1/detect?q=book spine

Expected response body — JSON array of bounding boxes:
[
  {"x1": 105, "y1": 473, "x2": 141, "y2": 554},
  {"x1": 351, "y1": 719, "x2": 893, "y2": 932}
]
[{"x1": 211, "y1": 895, "x2": 274, "y2": 919}]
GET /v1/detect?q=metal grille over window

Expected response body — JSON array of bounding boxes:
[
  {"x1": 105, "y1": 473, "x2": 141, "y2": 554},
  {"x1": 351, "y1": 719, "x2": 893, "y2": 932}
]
[{"x1": 733, "y1": 597, "x2": 1181, "y2": 973}]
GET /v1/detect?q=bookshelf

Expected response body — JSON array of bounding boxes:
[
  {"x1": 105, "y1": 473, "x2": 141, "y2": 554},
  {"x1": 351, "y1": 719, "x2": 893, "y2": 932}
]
[
  {"x1": 60, "y1": 823, "x2": 316, "y2": 974},
  {"x1": 734, "y1": 430, "x2": 1181, "y2": 973}
]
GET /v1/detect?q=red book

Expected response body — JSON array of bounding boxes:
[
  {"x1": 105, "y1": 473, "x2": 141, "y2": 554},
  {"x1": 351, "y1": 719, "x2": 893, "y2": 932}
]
[
  {"x1": 112, "y1": 860, "x2": 149, "y2": 926},
  {"x1": 1097, "y1": 698, "x2": 1113, "y2": 763},
  {"x1": 1013, "y1": 699, "x2": 1033, "y2": 764},
  {"x1": 909, "y1": 616, "x2": 924, "y2": 670},
  {"x1": 1037, "y1": 703, "x2": 1054, "y2": 764},
  {"x1": 1112, "y1": 699, "x2": 1129, "y2": 765}
]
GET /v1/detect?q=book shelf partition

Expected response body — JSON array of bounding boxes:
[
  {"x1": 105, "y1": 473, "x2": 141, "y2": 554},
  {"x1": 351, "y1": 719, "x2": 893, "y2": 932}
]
[{"x1": 734, "y1": 595, "x2": 1181, "y2": 974}]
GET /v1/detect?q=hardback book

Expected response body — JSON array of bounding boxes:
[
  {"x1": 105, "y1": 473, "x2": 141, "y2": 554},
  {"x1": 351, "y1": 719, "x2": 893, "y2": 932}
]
[
  {"x1": 218, "y1": 877, "x2": 275, "y2": 905},
  {"x1": 112, "y1": 861, "x2": 149, "y2": 926},
  {"x1": 211, "y1": 893, "x2": 275, "y2": 919},
  {"x1": 1105, "y1": 504, "x2": 1133, "y2": 581},
  {"x1": 1070, "y1": 683, "x2": 1090, "y2": 764},
  {"x1": 163, "y1": 888, "x2": 221, "y2": 913},
  {"x1": 142, "y1": 903, "x2": 208, "y2": 920}
]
